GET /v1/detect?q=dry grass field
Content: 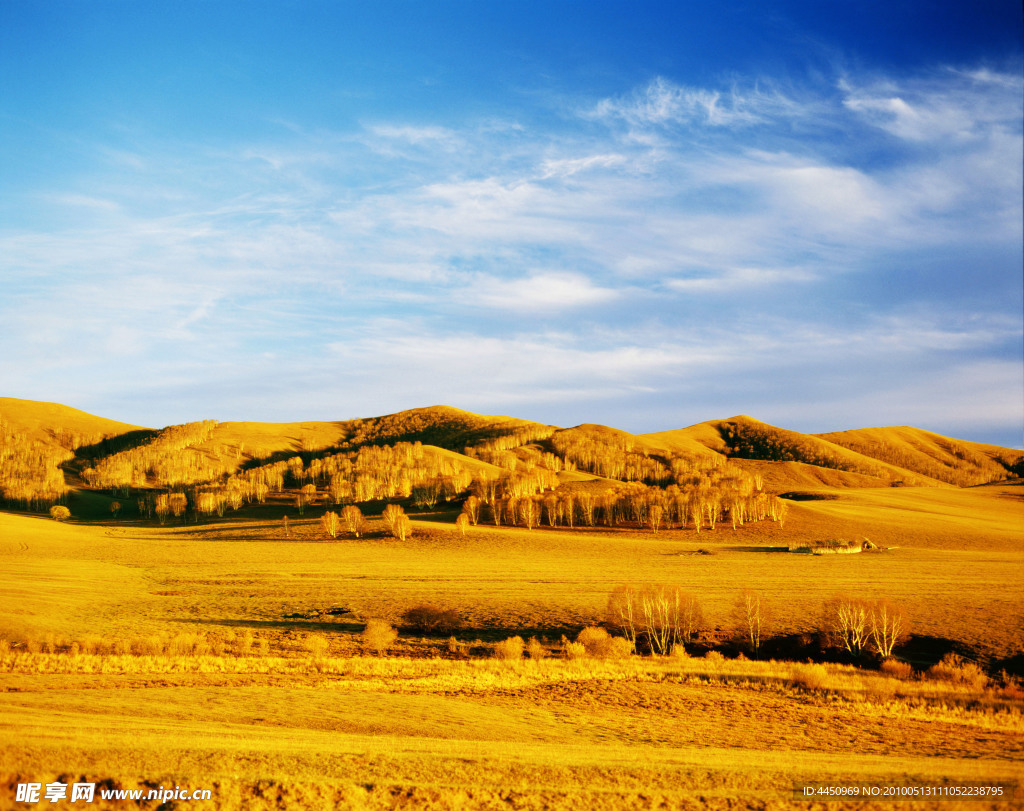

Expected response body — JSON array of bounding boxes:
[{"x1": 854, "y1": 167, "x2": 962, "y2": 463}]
[
  {"x1": 1, "y1": 486, "x2": 1023, "y2": 809},
  {"x1": 2, "y1": 400, "x2": 1022, "y2": 808}
]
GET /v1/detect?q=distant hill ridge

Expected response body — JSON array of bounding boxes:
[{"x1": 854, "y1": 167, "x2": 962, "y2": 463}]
[{"x1": 1, "y1": 397, "x2": 1021, "y2": 497}]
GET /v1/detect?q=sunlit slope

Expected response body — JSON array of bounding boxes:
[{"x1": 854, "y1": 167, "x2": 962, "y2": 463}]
[
  {"x1": 197, "y1": 420, "x2": 349, "y2": 460},
  {"x1": 345, "y1": 405, "x2": 557, "y2": 451},
  {"x1": 0, "y1": 397, "x2": 145, "y2": 446},
  {"x1": 6, "y1": 397, "x2": 1022, "y2": 494},
  {"x1": 816, "y1": 425, "x2": 1024, "y2": 487},
  {"x1": 182, "y1": 405, "x2": 557, "y2": 465},
  {"x1": 651, "y1": 415, "x2": 951, "y2": 488}
]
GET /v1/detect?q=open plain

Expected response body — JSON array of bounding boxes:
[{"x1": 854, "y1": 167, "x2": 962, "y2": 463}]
[{"x1": 1, "y1": 400, "x2": 1022, "y2": 808}]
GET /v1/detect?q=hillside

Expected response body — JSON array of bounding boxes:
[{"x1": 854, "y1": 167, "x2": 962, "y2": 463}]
[
  {"x1": 0, "y1": 397, "x2": 146, "y2": 447},
  {"x1": 646, "y1": 415, "x2": 958, "y2": 488},
  {"x1": 3, "y1": 398, "x2": 1023, "y2": 520},
  {"x1": 0, "y1": 398, "x2": 149, "y2": 508},
  {"x1": 815, "y1": 425, "x2": 1024, "y2": 487}
]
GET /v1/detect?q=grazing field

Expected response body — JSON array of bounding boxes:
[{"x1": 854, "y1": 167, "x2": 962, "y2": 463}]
[{"x1": 1, "y1": 482, "x2": 1022, "y2": 808}]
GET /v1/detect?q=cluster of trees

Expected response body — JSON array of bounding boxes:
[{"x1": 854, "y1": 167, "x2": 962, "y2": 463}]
[
  {"x1": 607, "y1": 584, "x2": 703, "y2": 655},
  {"x1": 463, "y1": 423, "x2": 555, "y2": 455},
  {"x1": 0, "y1": 417, "x2": 71, "y2": 509},
  {"x1": 233, "y1": 442, "x2": 480, "y2": 509},
  {"x1": 459, "y1": 476, "x2": 787, "y2": 532},
  {"x1": 84, "y1": 420, "x2": 225, "y2": 492},
  {"x1": 319, "y1": 503, "x2": 413, "y2": 541},
  {"x1": 466, "y1": 445, "x2": 574, "y2": 474},
  {"x1": 549, "y1": 428, "x2": 672, "y2": 483},
  {"x1": 719, "y1": 422, "x2": 903, "y2": 482},
  {"x1": 823, "y1": 596, "x2": 907, "y2": 658},
  {"x1": 320, "y1": 505, "x2": 367, "y2": 538},
  {"x1": 604, "y1": 584, "x2": 909, "y2": 660},
  {"x1": 820, "y1": 434, "x2": 1020, "y2": 488}
]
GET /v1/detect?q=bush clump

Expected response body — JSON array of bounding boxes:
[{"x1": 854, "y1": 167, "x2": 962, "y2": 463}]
[
  {"x1": 927, "y1": 653, "x2": 988, "y2": 690},
  {"x1": 525, "y1": 637, "x2": 547, "y2": 659},
  {"x1": 493, "y1": 636, "x2": 525, "y2": 660},
  {"x1": 790, "y1": 663, "x2": 829, "y2": 691},
  {"x1": 575, "y1": 626, "x2": 634, "y2": 659},
  {"x1": 361, "y1": 620, "x2": 398, "y2": 655},
  {"x1": 401, "y1": 604, "x2": 462, "y2": 635},
  {"x1": 880, "y1": 658, "x2": 914, "y2": 680},
  {"x1": 563, "y1": 641, "x2": 587, "y2": 661}
]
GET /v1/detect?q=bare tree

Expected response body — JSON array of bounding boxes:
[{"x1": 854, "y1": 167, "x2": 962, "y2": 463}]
[
  {"x1": 455, "y1": 512, "x2": 470, "y2": 537},
  {"x1": 734, "y1": 589, "x2": 768, "y2": 656},
  {"x1": 869, "y1": 599, "x2": 908, "y2": 658},
  {"x1": 382, "y1": 503, "x2": 404, "y2": 534},
  {"x1": 647, "y1": 504, "x2": 664, "y2": 534},
  {"x1": 520, "y1": 496, "x2": 538, "y2": 530},
  {"x1": 361, "y1": 620, "x2": 397, "y2": 655},
  {"x1": 823, "y1": 595, "x2": 870, "y2": 657},
  {"x1": 341, "y1": 504, "x2": 364, "y2": 538},
  {"x1": 320, "y1": 510, "x2": 340, "y2": 539},
  {"x1": 463, "y1": 495, "x2": 481, "y2": 526},
  {"x1": 607, "y1": 585, "x2": 640, "y2": 648}
]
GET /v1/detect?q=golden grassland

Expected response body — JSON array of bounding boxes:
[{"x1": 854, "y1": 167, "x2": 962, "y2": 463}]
[
  {"x1": 1, "y1": 648, "x2": 1023, "y2": 809},
  {"x1": 1, "y1": 480, "x2": 1022, "y2": 809}
]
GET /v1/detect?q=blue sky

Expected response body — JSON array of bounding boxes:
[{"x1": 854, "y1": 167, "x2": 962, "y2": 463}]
[{"x1": 1, "y1": 1, "x2": 1021, "y2": 446}]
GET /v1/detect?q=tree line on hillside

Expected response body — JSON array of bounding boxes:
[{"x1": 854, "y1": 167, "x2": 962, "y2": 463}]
[
  {"x1": 719, "y1": 421, "x2": 916, "y2": 482},
  {"x1": 818, "y1": 433, "x2": 1023, "y2": 488},
  {"x1": 83, "y1": 420, "x2": 227, "y2": 493},
  {"x1": 0, "y1": 417, "x2": 71, "y2": 509}
]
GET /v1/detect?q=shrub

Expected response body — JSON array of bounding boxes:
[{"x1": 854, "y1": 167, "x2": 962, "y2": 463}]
[
  {"x1": 998, "y1": 672, "x2": 1024, "y2": 701},
  {"x1": 525, "y1": 637, "x2": 547, "y2": 659},
  {"x1": 607, "y1": 637, "x2": 634, "y2": 660},
  {"x1": 564, "y1": 641, "x2": 587, "y2": 660},
  {"x1": 880, "y1": 658, "x2": 914, "y2": 680},
  {"x1": 576, "y1": 626, "x2": 613, "y2": 658},
  {"x1": 927, "y1": 653, "x2": 988, "y2": 690},
  {"x1": 49, "y1": 505, "x2": 71, "y2": 522},
  {"x1": 494, "y1": 636, "x2": 525, "y2": 660},
  {"x1": 361, "y1": 620, "x2": 397, "y2": 655},
  {"x1": 401, "y1": 604, "x2": 462, "y2": 635},
  {"x1": 790, "y1": 663, "x2": 829, "y2": 691},
  {"x1": 235, "y1": 628, "x2": 254, "y2": 656},
  {"x1": 304, "y1": 633, "x2": 330, "y2": 658},
  {"x1": 446, "y1": 636, "x2": 466, "y2": 657}
]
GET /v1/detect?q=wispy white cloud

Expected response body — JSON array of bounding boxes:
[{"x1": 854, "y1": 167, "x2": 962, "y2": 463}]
[
  {"x1": 841, "y1": 68, "x2": 1023, "y2": 142},
  {"x1": 666, "y1": 265, "x2": 815, "y2": 294},
  {"x1": 466, "y1": 272, "x2": 619, "y2": 311},
  {"x1": 366, "y1": 123, "x2": 462, "y2": 145},
  {"x1": 589, "y1": 76, "x2": 802, "y2": 128}
]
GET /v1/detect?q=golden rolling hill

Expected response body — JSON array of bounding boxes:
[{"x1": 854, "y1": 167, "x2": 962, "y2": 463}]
[
  {"x1": 1, "y1": 397, "x2": 1021, "y2": 498},
  {"x1": 0, "y1": 396, "x2": 147, "y2": 448}
]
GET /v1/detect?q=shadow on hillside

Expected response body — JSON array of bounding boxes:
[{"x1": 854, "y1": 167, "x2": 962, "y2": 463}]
[{"x1": 73, "y1": 429, "x2": 159, "y2": 461}]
